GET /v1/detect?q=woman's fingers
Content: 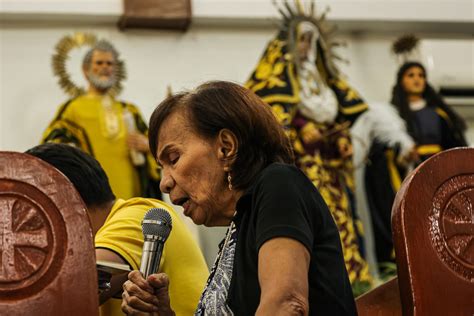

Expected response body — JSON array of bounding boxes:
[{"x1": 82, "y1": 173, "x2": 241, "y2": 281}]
[
  {"x1": 122, "y1": 288, "x2": 159, "y2": 314},
  {"x1": 147, "y1": 273, "x2": 170, "y2": 290},
  {"x1": 123, "y1": 272, "x2": 161, "y2": 305},
  {"x1": 123, "y1": 281, "x2": 160, "y2": 305},
  {"x1": 148, "y1": 274, "x2": 171, "y2": 302},
  {"x1": 121, "y1": 271, "x2": 175, "y2": 315},
  {"x1": 127, "y1": 271, "x2": 154, "y2": 293}
]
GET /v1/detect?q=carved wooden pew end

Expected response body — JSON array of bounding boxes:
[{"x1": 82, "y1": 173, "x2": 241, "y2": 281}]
[
  {"x1": 357, "y1": 148, "x2": 474, "y2": 315},
  {"x1": 0, "y1": 152, "x2": 98, "y2": 315}
]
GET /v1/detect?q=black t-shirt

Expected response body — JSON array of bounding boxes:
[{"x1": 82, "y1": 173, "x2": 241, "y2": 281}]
[{"x1": 227, "y1": 163, "x2": 356, "y2": 315}]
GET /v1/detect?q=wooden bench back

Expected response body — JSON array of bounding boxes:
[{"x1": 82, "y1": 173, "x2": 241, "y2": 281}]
[
  {"x1": 0, "y1": 151, "x2": 99, "y2": 315},
  {"x1": 357, "y1": 147, "x2": 474, "y2": 315}
]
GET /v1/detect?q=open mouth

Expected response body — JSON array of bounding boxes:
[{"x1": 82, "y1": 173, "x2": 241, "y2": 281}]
[
  {"x1": 172, "y1": 197, "x2": 193, "y2": 215},
  {"x1": 182, "y1": 200, "x2": 191, "y2": 215},
  {"x1": 173, "y1": 197, "x2": 190, "y2": 209}
]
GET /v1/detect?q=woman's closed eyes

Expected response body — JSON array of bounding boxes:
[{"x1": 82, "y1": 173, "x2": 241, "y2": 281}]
[{"x1": 169, "y1": 152, "x2": 180, "y2": 165}]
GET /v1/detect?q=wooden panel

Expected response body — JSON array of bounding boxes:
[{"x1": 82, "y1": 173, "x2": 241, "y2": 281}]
[
  {"x1": 357, "y1": 148, "x2": 474, "y2": 315},
  {"x1": 0, "y1": 152, "x2": 98, "y2": 315},
  {"x1": 392, "y1": 147, "x2": 474, "y2": 315},
  {"x1": 119, "y1": 0, "x2": 191, "y2": 31},
  {"x1": 356, "y1": 278, "x2": 402, "y2": 316}
]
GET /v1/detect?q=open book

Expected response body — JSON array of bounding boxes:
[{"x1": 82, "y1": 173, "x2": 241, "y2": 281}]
[
  {"x1": 96, "y1": 260, "x2": 131, "y2": 275},
  {"x1": 96, "y1": 260, "x2": 131, "y2": 301}
]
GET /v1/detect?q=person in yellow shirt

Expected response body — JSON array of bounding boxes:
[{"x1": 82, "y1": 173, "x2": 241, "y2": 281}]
[
  {"x1": 43, "y1": 39, "x2": 159, "y2": 199},
  {"x1": 26, "y1": 143, "x2": 208, "y2": 316}
]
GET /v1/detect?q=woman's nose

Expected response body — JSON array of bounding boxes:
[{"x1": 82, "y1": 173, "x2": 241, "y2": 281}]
[{"x1": 160, "y1": 170, "x2": 174, "y2": 194}]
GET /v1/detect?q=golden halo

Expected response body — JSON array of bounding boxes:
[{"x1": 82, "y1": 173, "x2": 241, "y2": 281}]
[{"x1": 51, "y1": 32, "x2": 126, "y2": 97}]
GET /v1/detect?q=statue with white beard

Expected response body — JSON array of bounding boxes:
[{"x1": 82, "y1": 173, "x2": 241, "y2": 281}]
[{"x1": 43, "y1": 35, "x2": 161, "y2": 200}]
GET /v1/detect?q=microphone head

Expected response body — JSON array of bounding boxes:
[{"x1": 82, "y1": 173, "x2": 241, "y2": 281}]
[{"x1": 141, "y1": 208, "x2": 172, "y2": 242}]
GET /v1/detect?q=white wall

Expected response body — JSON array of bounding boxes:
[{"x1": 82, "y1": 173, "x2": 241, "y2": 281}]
[
  {"x1": 2, "y1": 26, "x2": 472, "y2": 152},
  {"x1": 1, "y1": 8, "x2": 473, "y2": 265}
]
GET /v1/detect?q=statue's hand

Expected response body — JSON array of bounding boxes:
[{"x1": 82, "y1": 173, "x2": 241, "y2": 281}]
[
  {"x1": 127, "y1": 133, "x2": 149, "y2": 152},
  {"x1": 397, "y1": 146, "x2": 420, "y2": 166},
  {"x1": 338, "y1": 138, "x2": 353, "y2": 158},
  {"x1": 300, "y1": 123, "x2": 322, "y2": 145}
]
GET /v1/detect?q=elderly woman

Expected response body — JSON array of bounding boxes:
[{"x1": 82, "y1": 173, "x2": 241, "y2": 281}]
[{"x1": 121, "y1": 81, "x2": 356, "y2": 315}]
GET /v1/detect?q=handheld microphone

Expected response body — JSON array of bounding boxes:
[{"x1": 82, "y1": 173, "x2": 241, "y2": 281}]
[{"x1": 139, "y1": 208, "x2": 173, "y2": 278}]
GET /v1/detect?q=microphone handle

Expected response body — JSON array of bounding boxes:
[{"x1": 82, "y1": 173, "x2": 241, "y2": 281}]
[{"x1": 140, "y1": 241, "x2": 165, "y2": 278}]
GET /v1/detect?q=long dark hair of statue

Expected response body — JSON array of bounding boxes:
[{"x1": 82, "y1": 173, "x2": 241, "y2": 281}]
[{"x1": 391, "y1": 61, "x2": 467, "y2": 137}]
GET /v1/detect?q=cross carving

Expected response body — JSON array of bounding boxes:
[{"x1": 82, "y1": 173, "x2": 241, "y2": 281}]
[
  {"x1": 0, "y1": 197, "x2": 49, "y2": 282},
  {"x1": 443, "y1": 190, "x2": 474, "y2": 265}
]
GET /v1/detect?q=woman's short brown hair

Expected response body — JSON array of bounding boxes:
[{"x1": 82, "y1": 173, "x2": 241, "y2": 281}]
[{"x1": 149, "y1": 81, "x2": 294, "y2": 191}]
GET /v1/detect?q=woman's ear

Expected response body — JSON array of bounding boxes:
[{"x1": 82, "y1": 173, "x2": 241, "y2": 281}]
[{"x1": 217, "y1": 129, "x2": 238, "y2": 168}]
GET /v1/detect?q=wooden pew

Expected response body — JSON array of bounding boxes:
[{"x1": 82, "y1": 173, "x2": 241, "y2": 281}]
[
  {"x1": 0, "y1": 152, "x2": 99, "y2": 315},
  {"x1": 357, "y1": 147, "x2": 474, "y2": 315}
]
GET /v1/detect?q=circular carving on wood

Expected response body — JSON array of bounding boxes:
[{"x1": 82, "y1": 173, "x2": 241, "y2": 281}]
[
  {"x1": 430, "y1": 174, "x2": 474, "y2": 282},
  {"x1": 0, "y1": 180, "x2": 67, "y2": 298}
]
